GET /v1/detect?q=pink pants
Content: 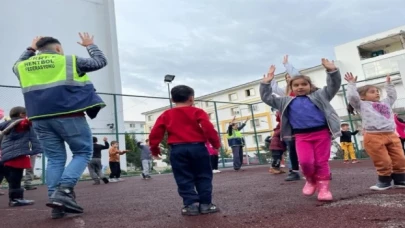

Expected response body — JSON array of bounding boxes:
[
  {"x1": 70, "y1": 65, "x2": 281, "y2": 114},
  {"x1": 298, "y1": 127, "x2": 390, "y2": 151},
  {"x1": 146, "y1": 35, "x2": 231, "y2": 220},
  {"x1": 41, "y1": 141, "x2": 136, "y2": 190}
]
[{"x1": 295, "y1": 129, "x2": 331, "y2": 181}]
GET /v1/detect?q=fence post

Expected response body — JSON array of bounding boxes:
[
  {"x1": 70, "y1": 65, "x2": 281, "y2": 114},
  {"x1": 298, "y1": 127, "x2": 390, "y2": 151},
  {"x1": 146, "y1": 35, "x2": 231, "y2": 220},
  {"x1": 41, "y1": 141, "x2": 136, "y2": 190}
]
[
  {"x1": 341, "y1": 84, "x2": 360, "y2": 157},
  {"x1": 41, "y1": 154, "x2": 46, "y2": 185},
  {"x1": 113, "y1": 94, "x2": 120, "y2": 143},
  {"x1": 213, "y1": 102, "x2": 226, "y2": 168},
  {"x1": 249, "y1": 104, "x2": 261, "y2": 164}
]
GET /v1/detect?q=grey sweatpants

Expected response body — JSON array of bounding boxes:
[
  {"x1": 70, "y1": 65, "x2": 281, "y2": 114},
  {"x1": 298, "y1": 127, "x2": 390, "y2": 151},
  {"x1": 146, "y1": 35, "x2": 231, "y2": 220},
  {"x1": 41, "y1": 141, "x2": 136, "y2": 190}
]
[
  {"x1": 23, "y1": 155, "x2": 37, "y2": 186},
  {"x1": 88, "y1": 158, "x2": 105, "y2": 180},
  {"x1": 231, "y1": 146, "x2": 244, "y2": 170},
  {"x1": 142, "y1": 159, "x2": 152, "y2": 176}
]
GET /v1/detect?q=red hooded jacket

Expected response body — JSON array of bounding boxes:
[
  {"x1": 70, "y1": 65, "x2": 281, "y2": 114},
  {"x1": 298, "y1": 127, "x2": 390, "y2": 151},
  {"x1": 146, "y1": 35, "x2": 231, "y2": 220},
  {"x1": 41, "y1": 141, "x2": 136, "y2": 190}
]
[{"x1": 269, "y1": 111, "x2": 286, "y2": 151}]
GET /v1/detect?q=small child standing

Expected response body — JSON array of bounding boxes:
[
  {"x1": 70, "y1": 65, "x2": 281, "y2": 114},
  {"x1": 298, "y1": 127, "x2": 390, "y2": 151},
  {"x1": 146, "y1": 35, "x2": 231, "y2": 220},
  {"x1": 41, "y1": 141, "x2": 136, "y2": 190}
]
[
  {"x1": 89, "y1": 137, "x2": 110, "y2": 185},
  {"x1": 108, "y1": 141, "x2": 128, "y2": 182},
  {"x1": 260, "y1": 59, "x2": 341, "y2": 201},
  {"x1": 0, "y1": 106, "x2": 42, "y2": 206},
  {"x1": 269, "y1": 111, "x2": 286, "y2": 174},
  {"x1": 139, "y1": 139, "x2": 152, "y2": 180},
  {"x1": 149, "y1": 85, "x2": 221, "y2": 216},
  {"x1": 340, "y1": 123, "x2": 359, "y2": 164},
  {"x1": 206, "y1": 142, "x2": 220, "y2": 174},
  {"x1": 346, "y1": 72, "x2": 405, "y2": 190}
]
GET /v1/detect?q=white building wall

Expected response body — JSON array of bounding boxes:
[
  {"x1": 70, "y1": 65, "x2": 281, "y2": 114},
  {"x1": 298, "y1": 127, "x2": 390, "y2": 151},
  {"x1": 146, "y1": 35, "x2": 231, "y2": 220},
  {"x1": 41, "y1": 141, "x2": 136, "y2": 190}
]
[
  {"x1": 0, "y1": 0, "x2": 126, "y2": 176},
  {"x1": 124, "y1": 121, "x2": 146, "y2": 141}
]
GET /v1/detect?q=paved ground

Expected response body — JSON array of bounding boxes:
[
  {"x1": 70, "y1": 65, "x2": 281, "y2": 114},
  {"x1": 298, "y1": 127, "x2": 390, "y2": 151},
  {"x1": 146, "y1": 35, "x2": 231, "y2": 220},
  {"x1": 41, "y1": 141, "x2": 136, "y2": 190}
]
[{"x1": 1, "y1": 160, "x2": 405, "y2": 228}]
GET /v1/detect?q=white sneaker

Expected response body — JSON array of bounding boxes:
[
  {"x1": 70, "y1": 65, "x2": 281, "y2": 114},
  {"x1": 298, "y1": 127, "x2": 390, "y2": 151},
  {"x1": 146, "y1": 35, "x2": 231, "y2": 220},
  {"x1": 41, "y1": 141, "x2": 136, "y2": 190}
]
[
  {"x1": 213, "y1": 170, "x2": 221, "y2": 174},
  {"x1": 109, "y1": 178, "x2": 118, "y2": 183},
  {"x1": 280, "y1": 164, "x2": 286, "y2": 168},
  {"x1": 117, "y1": 178, "x2": 124, "y2": 181}
]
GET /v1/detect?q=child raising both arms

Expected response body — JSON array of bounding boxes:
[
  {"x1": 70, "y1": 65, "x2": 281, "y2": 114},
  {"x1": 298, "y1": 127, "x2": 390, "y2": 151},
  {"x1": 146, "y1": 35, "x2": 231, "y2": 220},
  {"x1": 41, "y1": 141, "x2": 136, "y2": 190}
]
[
  {"x1": 260, "y1": 59, "x2": 342, "y2": 201},
  {"x1": 345, "y1": 72, "x2": 405, "y2": 190}
]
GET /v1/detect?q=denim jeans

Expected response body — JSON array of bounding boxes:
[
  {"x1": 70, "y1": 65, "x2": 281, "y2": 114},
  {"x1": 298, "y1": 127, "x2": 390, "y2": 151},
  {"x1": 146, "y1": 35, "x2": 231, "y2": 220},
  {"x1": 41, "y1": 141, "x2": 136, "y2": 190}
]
[{"x1": 32, "y1": 116, "x2": 92, "y2": 197}]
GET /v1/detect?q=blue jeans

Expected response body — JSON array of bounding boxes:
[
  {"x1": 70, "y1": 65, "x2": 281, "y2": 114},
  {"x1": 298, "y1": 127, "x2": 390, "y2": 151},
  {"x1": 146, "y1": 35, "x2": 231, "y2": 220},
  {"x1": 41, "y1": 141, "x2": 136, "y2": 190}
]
[{"x1": 32, "y1": 116, "x2": 93, "y2": 197}]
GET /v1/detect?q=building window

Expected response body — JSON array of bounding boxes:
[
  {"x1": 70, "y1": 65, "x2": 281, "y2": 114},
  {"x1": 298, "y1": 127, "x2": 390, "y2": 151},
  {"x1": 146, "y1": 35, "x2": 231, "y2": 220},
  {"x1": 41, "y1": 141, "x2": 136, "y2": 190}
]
[
  {"x1": 245, "y1": 88, "x2": 255, "y2": 97},
  {"x1": 205, "y1": 100, "x2": 213, "y2": 107},
  {"x1": 250, "y1": 119, "x2": 261, "y2": 128},
  {"x1": 231, "y1": 107, "x2": 240, "y2": 116},
  {"x1": 252, "y1": 135, "x2": 263, "y2": 143},
  {"x1": 148, "y1": 115, "x2": 153, "y2": 121},
  {"x1": 251, "y1": 104, "x2": 259, "y2": 112},
  {"x1": 129, "y1": 124, "x2": 135, "y2": 128},
  {"x1": 229, "y1": 93, "x2": 238, "y2": 101}
]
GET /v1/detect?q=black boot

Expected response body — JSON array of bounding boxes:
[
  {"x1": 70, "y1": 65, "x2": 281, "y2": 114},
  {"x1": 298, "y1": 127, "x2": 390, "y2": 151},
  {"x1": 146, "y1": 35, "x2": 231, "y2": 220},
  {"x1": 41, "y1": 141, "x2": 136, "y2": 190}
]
[
  {"x1": 9, "y1": 188, "x2": 35, "y2": 207},
  {"x1": 369, "y1": 175, "x2": 392, "y2": 191},
  {"x1": 391, "y1": 173, "x2": 405, "y2": 188},
  {"x1": 46, "y1": 186, "x2": 83, "y2": 214},
  {"x1": 51, "y1": 208, "x2": 66, "y2": 219},
  {"x1": 285, "y1": 170, "x2": 301, "y2": 181}
]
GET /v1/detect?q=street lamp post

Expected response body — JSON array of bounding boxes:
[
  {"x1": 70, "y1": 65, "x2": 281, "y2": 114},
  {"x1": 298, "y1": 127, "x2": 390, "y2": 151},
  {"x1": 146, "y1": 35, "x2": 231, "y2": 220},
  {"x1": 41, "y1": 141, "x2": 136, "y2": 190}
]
[{"x1": 164, "y1": 74, "x2": 175, "y2": 108}]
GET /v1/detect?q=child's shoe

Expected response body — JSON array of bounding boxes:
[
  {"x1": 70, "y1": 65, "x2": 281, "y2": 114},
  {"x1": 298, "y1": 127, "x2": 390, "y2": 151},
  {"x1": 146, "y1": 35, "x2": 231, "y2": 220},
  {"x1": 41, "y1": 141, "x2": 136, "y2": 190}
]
[
  {"x1": 102, "y1": 177, "x2": 109, "y2": 184},
  {"x1": 46, "y1": 186, "x2": 83, "y2": 214},
  {"x1": 109, "y1": 178, "x2": 118, "y2": 183},
  {"x1": 200, "y1": 203, "x2": 219, "y2": 214},
  {"x1": 343, "y1": 160, "x2": 349, "y2": 164},
  {"x1": 269, "y1": 167, "x2": 285, "y2": 174},
  {"x1": 181, "y1": 203, "x2": 200, "y2": 216},
  {"x1": 117, "y1": 178, "x2": 124, "y2": 182},
  {"x1": 9, "y1": 188, "x2": 34, "y2": 207},
  {"x1": 317, "y1": 180, "x2": 333, "y2": 201},
  {"x1": 351, "y1": 160, "x2": 359, "y2": 164},
  {"x1": 391, "y1": 173, "x2": 405, "y2": 188},
  {"x1": 285, "y1": 171, "x2": 301, "y2": 181},
  {"x1": 213, "y1": 170, "x2": 221, "y2": 174},
  {"x1": 141, "y1": 173, "x2": 146, "y2": 179},
  {"x1": 370, "y1": 176, "x2": 392, "y2": 191},
  {"x1": 302, "y1": 178, "x2": 317, "y2": 196},
  {"x1": 145, "y1": 175, "x2": 151, "y2": 180}
]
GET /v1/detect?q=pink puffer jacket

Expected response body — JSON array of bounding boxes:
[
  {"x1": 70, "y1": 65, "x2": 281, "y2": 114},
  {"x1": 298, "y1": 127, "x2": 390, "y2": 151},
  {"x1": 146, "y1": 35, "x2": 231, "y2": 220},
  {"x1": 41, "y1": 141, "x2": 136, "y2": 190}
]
[{"x1": 206, "y1": 142, "x2": 218, "y2": 155}]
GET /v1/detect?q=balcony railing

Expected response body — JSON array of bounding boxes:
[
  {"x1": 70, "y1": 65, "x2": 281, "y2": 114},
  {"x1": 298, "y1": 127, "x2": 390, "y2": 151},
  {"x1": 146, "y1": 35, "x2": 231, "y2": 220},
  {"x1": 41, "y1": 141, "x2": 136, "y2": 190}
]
[{"x1": 362, "y1": 52, "x2": 405, "y2": 79}]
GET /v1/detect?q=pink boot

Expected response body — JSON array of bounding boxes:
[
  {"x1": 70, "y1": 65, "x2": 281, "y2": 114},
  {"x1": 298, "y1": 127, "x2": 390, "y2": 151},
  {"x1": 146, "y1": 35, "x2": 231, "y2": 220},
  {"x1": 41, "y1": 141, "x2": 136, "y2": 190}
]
[
  {"x1": 302, "y1": 178, "x2": 317, "y2": 196},
  {"x1": 317, "y1": 180, "x2": 333, "y2": 201}
]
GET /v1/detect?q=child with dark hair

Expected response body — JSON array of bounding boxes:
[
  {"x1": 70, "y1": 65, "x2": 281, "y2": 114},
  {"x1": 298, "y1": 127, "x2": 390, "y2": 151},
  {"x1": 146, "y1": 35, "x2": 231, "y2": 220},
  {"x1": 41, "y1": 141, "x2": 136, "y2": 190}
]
[
  {"x1": 89, "y1": 136, "x2": 109, "y2": 185},
  {"x1": 269, "y1": 111, "x2": 286, "y2": 174},
  {"x1": 0, "y1": 106, "x2": 42, "y2": 206},
  {"x1": 340, "y1": 123, "x2": 359, "y2": 164},
  {"x1": 261, "y1": 59, "x2": 341, "y2": 201},
  {"x1": 108, "y1": 141, "x2": 128, "y2": 182},
  {"x1": 149, "y1": 85, "x2": 221, "y2": 216},
  {"x1": 138, "y1": 139, "x2": 152, "y2": 179},
  {"x1": 346, "y1": 72, "x2": 405, "y2": 190}
]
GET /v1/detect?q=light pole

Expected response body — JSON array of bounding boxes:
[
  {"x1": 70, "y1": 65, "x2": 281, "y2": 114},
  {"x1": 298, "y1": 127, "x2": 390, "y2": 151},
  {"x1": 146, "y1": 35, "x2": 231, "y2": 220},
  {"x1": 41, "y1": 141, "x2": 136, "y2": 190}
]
[{"x1": 164, "y1": 74, "x2": 175, "y2": 108}]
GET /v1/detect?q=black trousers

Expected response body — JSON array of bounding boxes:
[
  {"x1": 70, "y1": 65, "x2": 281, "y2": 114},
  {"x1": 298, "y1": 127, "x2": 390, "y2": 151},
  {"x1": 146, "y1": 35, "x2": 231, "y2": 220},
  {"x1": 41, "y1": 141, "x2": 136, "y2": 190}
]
[
  {"x1": 170, "y1": 143, "x2": 213, "y2": 206},
  {"x1": 109, "y1": 162, "x2": 121, "y2": 178},
  {"x1": 4, "y1": 166, "x2": 24, "y2": 191},
  {"x1": 0, "y1": 163, "x2": 4, "y2": 184},
  {"x1": 271, "y1": 150, "x2": 284, "y2": 168},
  {"x1": 210, "y1": 155, "x2": 219, "y2": 170},
  {"x1": 287, "y1": 139, "x2": 299, "y2": 171}
]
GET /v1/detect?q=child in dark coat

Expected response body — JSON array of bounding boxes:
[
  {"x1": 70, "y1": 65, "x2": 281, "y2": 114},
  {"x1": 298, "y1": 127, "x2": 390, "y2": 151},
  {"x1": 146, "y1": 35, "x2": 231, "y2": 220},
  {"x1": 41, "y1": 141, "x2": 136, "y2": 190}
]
[
  {"x1": 0, "y1": 106, "x2": 42, "y2": 206},
  {"x1": 269, "y1": 111, "x2": 287, "y2": 174}
]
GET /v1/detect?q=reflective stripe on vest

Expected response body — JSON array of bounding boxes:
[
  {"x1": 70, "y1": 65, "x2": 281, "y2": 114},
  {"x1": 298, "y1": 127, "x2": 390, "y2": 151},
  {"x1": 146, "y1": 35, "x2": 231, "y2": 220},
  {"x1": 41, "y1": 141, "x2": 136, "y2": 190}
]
[
  {"x1": 227, "y1": 130, "x2": 243, "y2": 139},
  {"x1": 18, "y1": 54, "x2": 91, "y2": 93}
]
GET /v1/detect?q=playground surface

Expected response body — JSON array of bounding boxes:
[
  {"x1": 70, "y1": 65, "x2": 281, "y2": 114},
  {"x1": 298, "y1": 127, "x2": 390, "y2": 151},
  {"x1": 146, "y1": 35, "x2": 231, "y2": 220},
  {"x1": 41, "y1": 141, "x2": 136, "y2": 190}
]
[{"x1": 1, "y1": 160, "x2": 405, "y2": 228}]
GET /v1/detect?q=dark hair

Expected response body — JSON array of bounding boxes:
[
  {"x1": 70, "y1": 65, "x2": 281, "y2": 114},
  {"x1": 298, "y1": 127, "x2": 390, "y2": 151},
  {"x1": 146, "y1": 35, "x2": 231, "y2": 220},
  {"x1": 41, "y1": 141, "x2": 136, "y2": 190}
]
[
  {"x1": 171, "y1": 85, "x2": 194, "y2": 103},
  {"x1": 111, "y1": 140, "x2": 118, "y2": 145},
  {"x1": 9, "y1": 106, "x2": 26, "y2": 118},
  {"x1": 347, "y1": 85, "x2": 379, "y2": 116},
  {"x1": 145, "y1": 139, "x2": 149, "y2": 143},
  {"x1": 36, "y1": 37, "x2": 61, "y2": 50},
  {"x1": 289, "y1": 75, "x2": 318, "y2": 93},
  {"x1": 93, "y1": 137, "x2": 98, "y2": 143}
]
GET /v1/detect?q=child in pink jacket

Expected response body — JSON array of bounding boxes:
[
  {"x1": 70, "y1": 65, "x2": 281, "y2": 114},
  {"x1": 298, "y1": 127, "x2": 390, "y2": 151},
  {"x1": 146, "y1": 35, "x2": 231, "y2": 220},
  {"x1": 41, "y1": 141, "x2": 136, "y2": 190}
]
[{"x1": 206, "y1": 142, "x2": 220, "y2": 173}]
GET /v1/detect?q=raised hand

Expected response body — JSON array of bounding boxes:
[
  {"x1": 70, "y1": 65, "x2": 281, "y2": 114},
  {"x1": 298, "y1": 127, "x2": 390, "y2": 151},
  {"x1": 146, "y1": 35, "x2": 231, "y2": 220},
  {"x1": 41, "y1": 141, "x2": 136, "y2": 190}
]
[
  {"x1": 77, "y1": 32, "x2": 94, "y2": 47},
  {"x1": 321, "y1": 58, "x2": 337, "y2": 72},
  {"x1": 386, "y1": 74, "x2": 391, "y2": 83},
  {"x1": 103, "y1": 137, "x2": 108, "y2": 141},
  {"x1": 344, "y1": 72, "x2": 357, "y2": 83},
  {"x1": 31, "y1": 36, "x2": 43, "y2": 50},
  {"x1": 262, "y1": 65, "x2": 276, "y2": 83},
  {"x1": 283, "y1": 55, "x2": 288, "y2": 64}
]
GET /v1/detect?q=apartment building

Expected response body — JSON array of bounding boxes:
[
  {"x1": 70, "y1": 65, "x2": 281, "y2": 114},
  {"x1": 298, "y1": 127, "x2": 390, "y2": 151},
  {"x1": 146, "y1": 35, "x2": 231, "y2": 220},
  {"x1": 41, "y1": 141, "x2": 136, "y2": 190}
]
[
  {"x1": 142, "y1": 25, "x2": 405, "y2": 155},
  {"x1": 124, "y1": 121, "x2": 146, "y2": 141}
]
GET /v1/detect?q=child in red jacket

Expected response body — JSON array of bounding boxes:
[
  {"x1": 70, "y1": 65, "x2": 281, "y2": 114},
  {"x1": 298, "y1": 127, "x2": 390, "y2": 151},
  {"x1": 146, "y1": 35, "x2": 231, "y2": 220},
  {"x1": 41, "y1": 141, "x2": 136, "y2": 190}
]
[
  {"x1": 149, "y1": 85, "x2": 221, "y2": 216},
  {"x1": 269, "y1": 111, "x2": 287, "y2": 174}
]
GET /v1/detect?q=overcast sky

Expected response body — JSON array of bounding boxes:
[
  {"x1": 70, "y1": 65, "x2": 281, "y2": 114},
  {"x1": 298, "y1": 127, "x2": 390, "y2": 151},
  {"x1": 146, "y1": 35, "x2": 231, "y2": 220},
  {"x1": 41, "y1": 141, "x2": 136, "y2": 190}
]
[{"x1": 114, "y1": 0, "x2": 405, "y2": 121}]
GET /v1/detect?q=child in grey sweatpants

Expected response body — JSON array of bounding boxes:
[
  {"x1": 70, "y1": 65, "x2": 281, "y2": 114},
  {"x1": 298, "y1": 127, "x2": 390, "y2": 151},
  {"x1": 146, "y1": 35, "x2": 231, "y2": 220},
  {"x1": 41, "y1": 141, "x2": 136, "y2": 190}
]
[{"x1": 138, "y1": 139, "x2": 152, "y2": 180}]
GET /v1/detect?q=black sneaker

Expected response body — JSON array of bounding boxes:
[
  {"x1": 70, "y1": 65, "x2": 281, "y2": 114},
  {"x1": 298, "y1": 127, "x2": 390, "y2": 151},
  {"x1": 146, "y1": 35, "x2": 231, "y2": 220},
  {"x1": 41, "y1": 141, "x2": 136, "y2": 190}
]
[
  {"x1": 181, "y1": 204, "x2": 200, "y2": 216},
  {"x1": 51, "y1": 208, "x2": 66, "y2": 219},
  {"x1": 392, "y1": 173, "x2": 405, "y2": 188},
  {"x1": 24, "y1": 185, "x2": 37, "y2": 191},
  {"x1": 370, "y1": 176, "x2": 392, "y2": 191},
  {"x1": 285, "y1": 171, "x2": 301, "y2": 181},
  {"x1": 46, "y1": 186, "x2": 83, "y2": 214},
  {"x1": 200, "y1": 203, "x2": 219, "y2": 214},
  {"x1": 141, "y1": 173, "x2": 146, "y2": 179},
  {"x1": 9, "y1": 199, "x2": 35, "y2": 207},
  {"x1": 145, "y1": 175, "x2": 152, "y2": 180},
  {"x1": 102, "y1": 177, "x2": 109, "y2": 184}
]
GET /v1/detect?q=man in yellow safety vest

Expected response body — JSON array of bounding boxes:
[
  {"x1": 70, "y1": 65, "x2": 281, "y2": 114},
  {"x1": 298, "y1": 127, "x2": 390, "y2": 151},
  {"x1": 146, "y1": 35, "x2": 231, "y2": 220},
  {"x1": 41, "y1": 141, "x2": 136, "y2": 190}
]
[{"x1": 12, "y1": 33, "x2": 107, "y2": 219}]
